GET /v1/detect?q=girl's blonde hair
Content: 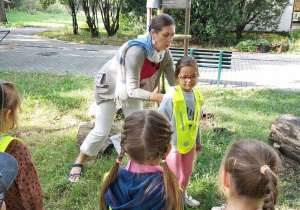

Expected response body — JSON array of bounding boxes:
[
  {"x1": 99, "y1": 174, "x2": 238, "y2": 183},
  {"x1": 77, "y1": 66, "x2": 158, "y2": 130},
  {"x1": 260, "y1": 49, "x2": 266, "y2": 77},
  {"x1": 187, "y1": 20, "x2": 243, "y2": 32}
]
[
  {"x1": 99, "y1": 110, "x2": 184, "y2": 210},
  {"x1": 174, "y1": 56, "x2": 199, "y2": 85},
  {"x1": 0, "y1": 81, "x2": 21, "y2": 131},
  {"x1": 218, "y1": 139, "x2": 281, "y2": 210}
]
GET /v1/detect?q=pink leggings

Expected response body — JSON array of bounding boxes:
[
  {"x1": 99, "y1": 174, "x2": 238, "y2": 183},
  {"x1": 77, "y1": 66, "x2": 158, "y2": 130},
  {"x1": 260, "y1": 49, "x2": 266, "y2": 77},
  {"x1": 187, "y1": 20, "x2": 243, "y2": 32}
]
[{"x1": 166, "y1": 148, "x2": 196, "y2": 195}]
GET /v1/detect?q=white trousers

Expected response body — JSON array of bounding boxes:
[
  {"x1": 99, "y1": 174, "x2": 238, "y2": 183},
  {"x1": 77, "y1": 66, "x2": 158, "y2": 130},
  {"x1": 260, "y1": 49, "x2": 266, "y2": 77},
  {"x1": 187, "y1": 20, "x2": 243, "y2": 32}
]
[{"x1": 80, "y1": 98, "x2": 143, "y2": 156}]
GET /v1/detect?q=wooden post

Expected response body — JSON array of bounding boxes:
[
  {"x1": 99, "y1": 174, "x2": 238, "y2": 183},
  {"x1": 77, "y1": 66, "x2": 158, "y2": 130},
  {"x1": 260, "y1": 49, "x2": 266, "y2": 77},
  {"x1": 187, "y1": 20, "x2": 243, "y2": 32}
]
[
  {"x1": 184, "y1": 8, "x2": 190, "y2": 57},
  {"x1": 157, "y1": 8, "x2": 165, "y2": 95},
  {"x1": 147, "y1": 8, "x2": 152, "y2": 31}
]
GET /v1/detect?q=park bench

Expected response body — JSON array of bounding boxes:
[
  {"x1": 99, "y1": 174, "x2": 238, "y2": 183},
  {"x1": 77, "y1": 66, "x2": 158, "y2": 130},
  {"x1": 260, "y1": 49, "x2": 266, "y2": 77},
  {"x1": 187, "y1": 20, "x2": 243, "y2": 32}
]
[
  {"x1": 169, "y1": 47, "x2": 232, "y2": 86},
  {"x1": 0, "y1": 30, "x2": 10, "y2": 43}
]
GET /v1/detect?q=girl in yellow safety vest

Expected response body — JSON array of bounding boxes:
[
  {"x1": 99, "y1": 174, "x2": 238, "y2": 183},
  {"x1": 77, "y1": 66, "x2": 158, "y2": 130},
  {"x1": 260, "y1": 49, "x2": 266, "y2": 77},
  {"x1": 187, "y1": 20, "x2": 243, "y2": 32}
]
[
  {"x1": 158, "y1": 56, "x2": 204, "y2": 208},
  {"x1": 0, "y1": 81, "x2": 44, "y2": 210}
]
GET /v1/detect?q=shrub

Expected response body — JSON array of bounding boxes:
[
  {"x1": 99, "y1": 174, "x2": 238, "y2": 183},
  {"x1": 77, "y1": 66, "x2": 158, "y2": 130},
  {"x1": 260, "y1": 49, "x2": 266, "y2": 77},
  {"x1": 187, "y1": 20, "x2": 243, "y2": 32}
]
[
  {"x1": 256, "y1": 35, "x2": 270, "y2": 45},
  {"x1": 243, "y1": 33, "x2": 288, "y2": 43},
  {"x1": 291, "y1": 29, "x2": 300, "y2": 40},
  {"x1": 235, "y1": 40, "x2": 257, "y2": 52},
  {"x1": 270, "y1": 39, "x2": 288, "y2": 48}
]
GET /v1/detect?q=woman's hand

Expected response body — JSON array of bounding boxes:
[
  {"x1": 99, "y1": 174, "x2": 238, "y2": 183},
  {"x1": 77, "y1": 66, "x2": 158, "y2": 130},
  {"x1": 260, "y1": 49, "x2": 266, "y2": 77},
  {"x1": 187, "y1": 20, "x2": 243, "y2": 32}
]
[
  {"x1": 196, "y1": 142, "x2": 202, "y2": 152},
  {"x1": 149, "y1": 92, "x2": 164, "y2": 102}
]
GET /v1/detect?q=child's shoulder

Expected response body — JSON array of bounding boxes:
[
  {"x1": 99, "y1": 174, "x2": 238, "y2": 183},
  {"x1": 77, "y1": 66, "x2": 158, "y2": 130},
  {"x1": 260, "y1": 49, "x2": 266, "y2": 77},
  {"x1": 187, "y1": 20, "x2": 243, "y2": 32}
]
[{"x1": 166, "y1": 86, "x2": 177, "y2": 95}]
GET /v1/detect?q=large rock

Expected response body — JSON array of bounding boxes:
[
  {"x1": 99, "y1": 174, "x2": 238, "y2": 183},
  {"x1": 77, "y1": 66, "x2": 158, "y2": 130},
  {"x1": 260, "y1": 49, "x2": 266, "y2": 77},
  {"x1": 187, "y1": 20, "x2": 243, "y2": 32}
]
[
  {"x1": 269, "y1": 114, "x2": 300, "y2": 169},
  {"x1": 76, "y1": 121, "x2": 123, "y2": 154}
]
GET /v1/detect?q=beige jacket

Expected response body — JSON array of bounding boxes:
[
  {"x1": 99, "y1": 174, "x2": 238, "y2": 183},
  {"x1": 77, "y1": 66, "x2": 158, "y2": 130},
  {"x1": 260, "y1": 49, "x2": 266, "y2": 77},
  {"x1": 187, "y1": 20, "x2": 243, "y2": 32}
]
[{"x1": 94, "y1": 45, "x2": 175, "y2": 104}]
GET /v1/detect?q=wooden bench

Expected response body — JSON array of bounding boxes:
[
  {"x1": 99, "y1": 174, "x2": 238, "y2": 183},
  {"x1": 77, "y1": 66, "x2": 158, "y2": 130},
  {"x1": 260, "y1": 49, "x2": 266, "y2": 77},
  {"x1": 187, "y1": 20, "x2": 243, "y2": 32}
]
[{"x1": 169, "y1": 47, "x2": 232, "y2": 86}]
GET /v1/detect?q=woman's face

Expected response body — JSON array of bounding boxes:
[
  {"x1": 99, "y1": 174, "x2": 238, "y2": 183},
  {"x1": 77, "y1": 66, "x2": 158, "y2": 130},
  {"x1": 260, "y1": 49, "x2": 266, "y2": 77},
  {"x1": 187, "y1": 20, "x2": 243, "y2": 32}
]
[{"x1": 151, "y1": 25, "x2": 175, "y2": 51}]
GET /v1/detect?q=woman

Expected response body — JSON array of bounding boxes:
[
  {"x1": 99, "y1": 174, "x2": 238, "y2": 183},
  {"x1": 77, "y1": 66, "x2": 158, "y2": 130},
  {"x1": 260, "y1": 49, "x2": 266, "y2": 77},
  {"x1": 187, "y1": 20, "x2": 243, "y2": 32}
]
[{"x1": 69, "y1": 13, "x2": 176, "y2": 182}]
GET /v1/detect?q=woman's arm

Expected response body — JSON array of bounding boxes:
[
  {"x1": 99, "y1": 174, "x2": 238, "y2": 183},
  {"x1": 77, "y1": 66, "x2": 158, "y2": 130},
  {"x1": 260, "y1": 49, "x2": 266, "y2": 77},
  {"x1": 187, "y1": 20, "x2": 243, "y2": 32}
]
[
  {"x1": 149, "y1": 92, "x2": 164, "y2": 102},
  {"x1": 163, "y1": 49, "x2": 176, "y2": 86}
]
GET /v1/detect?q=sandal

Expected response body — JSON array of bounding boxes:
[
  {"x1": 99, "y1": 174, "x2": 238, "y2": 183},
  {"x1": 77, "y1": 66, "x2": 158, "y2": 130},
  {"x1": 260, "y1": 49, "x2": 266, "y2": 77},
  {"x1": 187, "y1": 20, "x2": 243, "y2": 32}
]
[{"x1": 68, "y1": 163, "x2": 83, "y2": 183}]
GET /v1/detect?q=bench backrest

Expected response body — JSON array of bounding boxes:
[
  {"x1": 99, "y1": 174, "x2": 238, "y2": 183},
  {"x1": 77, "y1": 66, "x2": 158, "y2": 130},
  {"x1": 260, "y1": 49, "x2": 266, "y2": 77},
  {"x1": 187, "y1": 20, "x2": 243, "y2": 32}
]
[{"x1": 169, "y1": 47, "x2": 232, "y2": 69}]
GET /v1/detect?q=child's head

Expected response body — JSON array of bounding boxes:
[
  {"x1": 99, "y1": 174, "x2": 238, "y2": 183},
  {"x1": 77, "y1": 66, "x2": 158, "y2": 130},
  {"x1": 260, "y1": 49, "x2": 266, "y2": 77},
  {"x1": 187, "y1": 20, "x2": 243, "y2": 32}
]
[
  {"x1": 100, "y1": 110, "x2": 184, "y2": 210},
  {"x1": 119, "y1": 110, "x2": 172, "y2": 164},
  {"x1": 0, "y1": 82, "x2": 21, "y2": 132},
  {"x1": 219, "y1": 139, "x2": 281, "y2": 210},
  {"x1": 174, "y1": 56, "x2": 199, "y2": 92}
]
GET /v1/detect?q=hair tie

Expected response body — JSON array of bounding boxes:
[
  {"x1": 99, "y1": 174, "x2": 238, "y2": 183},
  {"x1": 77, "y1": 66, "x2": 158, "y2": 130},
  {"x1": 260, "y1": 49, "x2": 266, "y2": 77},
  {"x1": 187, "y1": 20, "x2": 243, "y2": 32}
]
[
  {"x1": 162, "y1": 159, "x2": 167, "y2": 163},
  {"x1": 232, "y1": 159, "x2": 237, "y2": 172},
  {"x1": 116, "y1": 159, "x2": 121, "y2": 164},
  {"x1": 260, "y1": 165, "x2": 270, "y2": 175},
  {"x1": 148, "y1": 24, "x2": 152, "y2": 32}
]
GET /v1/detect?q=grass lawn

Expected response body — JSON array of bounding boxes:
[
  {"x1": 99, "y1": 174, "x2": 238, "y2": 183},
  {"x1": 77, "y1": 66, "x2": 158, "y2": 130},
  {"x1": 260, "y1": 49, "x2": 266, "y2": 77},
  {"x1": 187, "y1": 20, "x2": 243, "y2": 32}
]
[
  {"x1": 0, "y1": 70, "x2": 299, "y2": 209},
  {"x1": 1, "y1": 11, "x2": 300, "y2": 210},
  {"x1": 4, "y1": 10, "x2": 88, "y2": 28}
]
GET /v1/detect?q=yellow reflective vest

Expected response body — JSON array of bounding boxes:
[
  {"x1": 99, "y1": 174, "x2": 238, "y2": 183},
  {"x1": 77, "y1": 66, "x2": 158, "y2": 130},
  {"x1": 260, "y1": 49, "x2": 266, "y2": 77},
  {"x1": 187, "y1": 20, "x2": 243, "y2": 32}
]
[
  {"x1": 0, "y1": 134, "x2": 23, "y2": 152},
  {"x1": 172, "y1": 86, "x2": 203, "y2": 154}
]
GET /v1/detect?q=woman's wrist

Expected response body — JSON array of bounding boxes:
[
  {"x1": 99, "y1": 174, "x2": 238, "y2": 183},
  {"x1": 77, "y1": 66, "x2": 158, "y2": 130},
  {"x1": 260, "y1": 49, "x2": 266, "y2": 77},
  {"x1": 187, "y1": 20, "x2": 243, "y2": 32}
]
[{"x1": 149, "y1": 93, "x2": 164, "y2": 102}]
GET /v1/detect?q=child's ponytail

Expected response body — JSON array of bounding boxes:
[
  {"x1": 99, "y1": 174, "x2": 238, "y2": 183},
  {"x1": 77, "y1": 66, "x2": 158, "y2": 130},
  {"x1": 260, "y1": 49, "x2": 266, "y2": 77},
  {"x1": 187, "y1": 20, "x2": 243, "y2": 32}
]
[
  {"x1": 99, "y1": 136, "x2": 126, "y2": 210},
  {"x1": 162, "y1": 160, "x2": 185, "y2": 210},
  {"x1": 262, "y1": 168, "x2": 279, "y2": 210}
]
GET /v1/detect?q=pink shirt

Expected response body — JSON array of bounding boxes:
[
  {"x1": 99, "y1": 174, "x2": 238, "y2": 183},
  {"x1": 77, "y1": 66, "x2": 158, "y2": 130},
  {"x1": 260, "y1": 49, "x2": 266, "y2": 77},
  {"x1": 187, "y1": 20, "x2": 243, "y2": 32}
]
[{"x1": 125, "y1": 160, "x2": 163, "y2": 174}]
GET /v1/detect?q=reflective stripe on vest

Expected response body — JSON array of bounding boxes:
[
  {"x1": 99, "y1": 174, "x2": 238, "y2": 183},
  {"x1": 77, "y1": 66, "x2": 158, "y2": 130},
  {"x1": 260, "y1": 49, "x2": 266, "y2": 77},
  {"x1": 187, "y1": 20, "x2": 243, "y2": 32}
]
[
  {"x1": 172, "y1": 86, "x2": 203, "y2": 154},
  {"x1": 0, "y1": 134, "x2": 23, "y2": 152}
]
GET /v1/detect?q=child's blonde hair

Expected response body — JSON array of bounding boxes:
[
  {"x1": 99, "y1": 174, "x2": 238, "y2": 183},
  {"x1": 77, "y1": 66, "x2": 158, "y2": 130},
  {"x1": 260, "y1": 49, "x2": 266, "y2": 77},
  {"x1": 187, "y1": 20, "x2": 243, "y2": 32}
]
[
  {"x1": 99, "y1": 110, "x2": 184, "y2": 210},
  {"x1": 174, "y1": 56, "x2": 198, "y2": 85},
  {"x1": 218, "y1": 139, "x2": 281, "y2": 210},
  {"x1": 0, "y1": 81, "x2": 21, "y2": 131}
]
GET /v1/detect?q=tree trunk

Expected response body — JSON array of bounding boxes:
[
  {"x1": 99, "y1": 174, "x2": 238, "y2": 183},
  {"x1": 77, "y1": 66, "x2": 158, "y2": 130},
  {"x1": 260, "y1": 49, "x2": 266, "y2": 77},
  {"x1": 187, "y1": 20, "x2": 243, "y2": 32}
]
[
  {"x1": 72, "y1": 13, "x2": 78, "y2": 35},
  {"x1": 99, "y1": 0, "x2": 122, "y2": 36},
  {"x1": 0, "y1": 0, "x2": 7, "y2": 23},
  {"x1": 269, "y1": 114, "x2": 300, "y2": 168},
  {"x1": 68, "y1": 0, "x2": 79, "y2": 35},
  {"x1": 81, "y1": 0, "x2": 99, "y2": 38},
  {"x1": 235, "y1": 24, "x2": 245, "y2": 41}
]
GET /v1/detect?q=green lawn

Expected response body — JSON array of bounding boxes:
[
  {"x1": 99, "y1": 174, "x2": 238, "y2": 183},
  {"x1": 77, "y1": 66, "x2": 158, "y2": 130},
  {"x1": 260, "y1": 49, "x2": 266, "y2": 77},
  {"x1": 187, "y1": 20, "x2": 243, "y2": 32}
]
[
  {"x1": 0, "y1": 70, "x2": 299, "y2": 209},
  {"x1": 4, "y1": 10, "x2": 87, "y2": 28},
  {"x1": 1, "y1": 10, "x2": 300, "y2": 210}
]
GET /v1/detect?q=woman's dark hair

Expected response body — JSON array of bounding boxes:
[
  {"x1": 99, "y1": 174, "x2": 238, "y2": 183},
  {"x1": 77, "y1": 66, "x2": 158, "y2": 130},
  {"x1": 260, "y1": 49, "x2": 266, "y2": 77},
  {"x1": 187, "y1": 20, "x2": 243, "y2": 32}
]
[
  {"x1": 219, "y1": 139, "x2": 281, "y2": 210},
  {"x1": 99, "y1": 110, "x2": 184, "y2": 210},
  {"x1": 151, "y1": 13, "x2": 175, "y2": 33}
]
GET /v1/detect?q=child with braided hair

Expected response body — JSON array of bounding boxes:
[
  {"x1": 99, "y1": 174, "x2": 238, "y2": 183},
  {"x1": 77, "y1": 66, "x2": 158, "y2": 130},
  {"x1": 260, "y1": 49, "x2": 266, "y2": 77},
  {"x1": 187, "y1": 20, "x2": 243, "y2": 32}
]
[
  {"x1": 99, "y1": 110, "x2": 186, "y2": 210},
  {"x1": 212, "y1": 139, "x2": 281, "y2": 210}
]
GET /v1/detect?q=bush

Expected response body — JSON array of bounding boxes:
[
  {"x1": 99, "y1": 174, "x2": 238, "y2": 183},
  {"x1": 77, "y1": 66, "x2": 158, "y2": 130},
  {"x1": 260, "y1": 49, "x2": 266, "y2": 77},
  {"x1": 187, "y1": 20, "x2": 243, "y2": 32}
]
[
  {"x1": 243, "y1": 33, "x2": 288, "y2": 43},
  {"x1": 119, "y1": 13, "x2": 146, "y2": 35},
  {"x1": 291, "y1": 29, "x2": 300, "y2": 40},
  {"x1": 235, "y1": 40, "x2": 257, "y2": 52}
]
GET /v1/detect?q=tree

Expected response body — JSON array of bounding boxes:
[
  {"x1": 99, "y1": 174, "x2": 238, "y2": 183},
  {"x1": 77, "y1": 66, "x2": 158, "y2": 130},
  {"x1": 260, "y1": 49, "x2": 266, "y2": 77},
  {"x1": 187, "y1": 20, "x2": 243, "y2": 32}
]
[
  {"x1": 120, "y1": 0, "x2": 146, "y2": 32},
  {"x1": 121, "y1": 0, "x2": 145, "y2": 21},
  {"x1": 81, "y1": 0, "x2": 99, "y2": 37},
  {"x1": 171, "y1": 0, "x2": 290, "y2": 43},
  {"x1": 65, "y1": 0, "x2": 80, "y2": 35},
  {"x1": 99, "y1": 0, "x2": 122, "y2": 36},
  {"x1": 0, "y1": 0, "x2": 8, "y2": 23},
  {"x1": 40, "y1": 0, "x2": 80, "y2": 35},
  {"x1": 232, "y1": 0, "x2": 290, "y2": 40}
]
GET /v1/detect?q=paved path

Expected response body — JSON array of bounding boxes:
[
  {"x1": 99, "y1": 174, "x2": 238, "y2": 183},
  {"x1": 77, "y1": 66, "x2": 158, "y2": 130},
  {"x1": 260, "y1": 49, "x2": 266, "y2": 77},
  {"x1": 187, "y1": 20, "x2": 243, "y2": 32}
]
[{"x1": 1, "y1": 27, "x2": 300, "y2": 91}]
